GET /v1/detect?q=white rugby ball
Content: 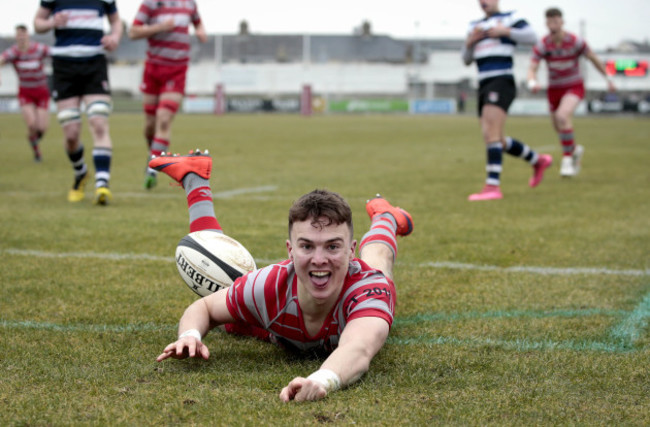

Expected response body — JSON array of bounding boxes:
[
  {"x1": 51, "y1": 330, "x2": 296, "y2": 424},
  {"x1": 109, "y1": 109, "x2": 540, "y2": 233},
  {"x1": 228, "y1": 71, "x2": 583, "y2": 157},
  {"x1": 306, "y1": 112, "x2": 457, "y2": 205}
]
[{"x1": 175, "y1": 230, "x2": 256, "y2": 297}]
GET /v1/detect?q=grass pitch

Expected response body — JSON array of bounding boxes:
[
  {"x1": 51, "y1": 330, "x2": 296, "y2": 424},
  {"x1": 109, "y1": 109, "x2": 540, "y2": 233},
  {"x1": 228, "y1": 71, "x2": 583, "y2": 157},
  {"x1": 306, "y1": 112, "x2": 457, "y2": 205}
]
[{"x1": 1, "y1": 112, "x2": 648, "y2": 425}]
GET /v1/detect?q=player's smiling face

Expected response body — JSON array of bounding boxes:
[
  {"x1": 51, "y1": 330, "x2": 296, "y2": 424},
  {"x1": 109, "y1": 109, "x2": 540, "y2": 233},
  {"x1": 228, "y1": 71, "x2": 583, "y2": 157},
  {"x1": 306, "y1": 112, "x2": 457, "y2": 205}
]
[{"x1": 287, "y1": 217, "x2": 356, "y2": 305}]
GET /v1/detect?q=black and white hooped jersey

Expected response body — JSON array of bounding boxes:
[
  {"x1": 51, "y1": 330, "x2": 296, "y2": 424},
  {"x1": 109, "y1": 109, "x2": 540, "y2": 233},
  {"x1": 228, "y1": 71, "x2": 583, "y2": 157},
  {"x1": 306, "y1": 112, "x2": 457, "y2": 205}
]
[
  {"x1": 40, "y1": 0, "x2": 118, "y2": 60},
  {"x1": 462, "y1": 10, "x2": 536, "y2": 82}
]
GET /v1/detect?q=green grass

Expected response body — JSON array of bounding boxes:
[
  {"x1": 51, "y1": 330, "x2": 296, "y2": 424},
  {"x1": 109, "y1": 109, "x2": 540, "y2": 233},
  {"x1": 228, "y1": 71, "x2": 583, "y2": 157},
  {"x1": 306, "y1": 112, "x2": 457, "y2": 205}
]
[{"x1": 1, "y1": 112, "x2": 649, "y2": 425}]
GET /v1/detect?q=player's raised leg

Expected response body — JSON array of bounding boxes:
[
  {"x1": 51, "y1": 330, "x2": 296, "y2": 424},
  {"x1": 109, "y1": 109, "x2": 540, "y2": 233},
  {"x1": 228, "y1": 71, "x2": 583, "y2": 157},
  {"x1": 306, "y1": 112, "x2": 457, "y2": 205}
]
[
  {"x1": 503, "y1": 136, "x2": 553, "y2": 187},
  {"x1": 149, "y1": 150, "x2": 221, "y2": 233},
  {"x1": 360, "y1": 194, "x2": 413, "y2": 281}
]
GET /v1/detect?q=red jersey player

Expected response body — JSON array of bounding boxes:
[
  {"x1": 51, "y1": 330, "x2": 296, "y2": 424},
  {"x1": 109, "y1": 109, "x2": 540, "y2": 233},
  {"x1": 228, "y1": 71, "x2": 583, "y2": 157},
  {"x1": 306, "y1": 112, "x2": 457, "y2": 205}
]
[
  {"x1": 128, "y1": 0, "x2": 207, "y2": 190},
  {"x1": 527, "y1": 7, "x2": 616, "y2": 177},
  {"x1": 0, "y1": 24, "x2": 50, "y2": 161},
  {"x1": 151, "y1": 150, "x2": 414, "y2": 402}
]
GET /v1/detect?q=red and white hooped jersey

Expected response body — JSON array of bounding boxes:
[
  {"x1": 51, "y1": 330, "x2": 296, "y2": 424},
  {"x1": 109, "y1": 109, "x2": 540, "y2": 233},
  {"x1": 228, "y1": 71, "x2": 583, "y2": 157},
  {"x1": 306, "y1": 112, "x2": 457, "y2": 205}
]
[
  {"x1": 1, "y1": 42, "x2": 49, "y2": 89},
  {"x1": 226, "y1": 258, "x2": 396, "y2": 353},
  {"x1": 132, "y1": 0, "x2": 201, "y2": 67},
  {"x1": 532, "y1": 32, "x2": 590, "y2": 89}
]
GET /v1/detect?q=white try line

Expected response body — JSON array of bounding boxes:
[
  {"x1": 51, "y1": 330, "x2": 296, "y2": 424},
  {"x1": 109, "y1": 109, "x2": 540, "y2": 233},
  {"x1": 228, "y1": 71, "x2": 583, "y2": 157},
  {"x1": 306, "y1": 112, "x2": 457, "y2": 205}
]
[
  {"x1": 3, "y1": 249, "x2": 648, "y2": 277},
  {"x1": 1, "y1": 185, "x2": 280, "y2": 200},
  {"x1": 422, "y1": 261, "x2": 650, "y2": 277}
]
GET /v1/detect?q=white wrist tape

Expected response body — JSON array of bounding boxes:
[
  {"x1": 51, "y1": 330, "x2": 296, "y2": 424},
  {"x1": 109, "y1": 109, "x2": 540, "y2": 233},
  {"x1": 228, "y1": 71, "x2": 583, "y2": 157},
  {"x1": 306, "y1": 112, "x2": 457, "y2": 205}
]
[
  {"x1": 527, "y1": 79, "x2": 537, "y2": 91},
  {"x1": 178, "y1": 328, "x2": 202, "y2": 342},
  {"x1": 307, "y1": 369, "x2": 341, "y2": 392}
]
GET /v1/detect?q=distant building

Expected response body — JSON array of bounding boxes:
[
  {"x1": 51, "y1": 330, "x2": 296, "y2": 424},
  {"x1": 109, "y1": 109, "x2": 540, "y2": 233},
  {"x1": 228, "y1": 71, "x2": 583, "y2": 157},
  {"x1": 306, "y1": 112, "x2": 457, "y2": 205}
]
[{"x1": 1, "y1": 25, "x2": 649, "y2": 99}]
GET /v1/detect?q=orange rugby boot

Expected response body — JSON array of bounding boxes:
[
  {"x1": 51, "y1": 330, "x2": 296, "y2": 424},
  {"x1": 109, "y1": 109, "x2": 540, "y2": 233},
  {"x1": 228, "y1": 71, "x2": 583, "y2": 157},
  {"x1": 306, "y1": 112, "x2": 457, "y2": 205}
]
[
  {"x1": 365, "y1": 194, "x2": 414, "y2": 236},
  {"x1": 148, "y1": 149, "x2": 212, "y2": 184}
]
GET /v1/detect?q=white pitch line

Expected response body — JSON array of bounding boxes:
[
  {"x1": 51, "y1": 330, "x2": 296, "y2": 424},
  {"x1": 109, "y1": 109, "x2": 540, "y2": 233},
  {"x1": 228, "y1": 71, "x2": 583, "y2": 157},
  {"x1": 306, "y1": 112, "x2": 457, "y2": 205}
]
[
  {"x1": 422, "y1": 261, "x2": 650, "y2": 277},
  {"x1": 3, "y1": 249, "x2": 647, "y2": 277},
  {"x1": 2, "y1": 185, "x2": 280, "y2": 200},
  {"x1": 119, "y1": 185, "x2": 279, "y2": 199}
]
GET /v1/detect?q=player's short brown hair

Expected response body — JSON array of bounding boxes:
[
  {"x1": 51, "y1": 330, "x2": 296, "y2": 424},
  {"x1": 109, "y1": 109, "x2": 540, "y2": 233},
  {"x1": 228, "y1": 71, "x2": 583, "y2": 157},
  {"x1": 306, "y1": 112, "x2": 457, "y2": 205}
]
[
  {"x1": 15, "y1": 24, "x2": 28, "y2": 31},
  {"x1": 545, "y1": 8, "x2": 563, "y2": 18},
  {"x1": 288, "y1": 189, "x2": 353, "y2": 238}
]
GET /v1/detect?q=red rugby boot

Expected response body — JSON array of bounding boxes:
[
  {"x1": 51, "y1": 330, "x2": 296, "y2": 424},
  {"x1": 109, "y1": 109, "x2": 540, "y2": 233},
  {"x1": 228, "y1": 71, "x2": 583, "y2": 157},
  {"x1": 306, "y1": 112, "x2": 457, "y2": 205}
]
[
  {"x1": 148, "y1": 149, "x2": 212, "y2": 184},
  {"x1": 365, "y1": 194, "x2": 414, "y2": 236}
]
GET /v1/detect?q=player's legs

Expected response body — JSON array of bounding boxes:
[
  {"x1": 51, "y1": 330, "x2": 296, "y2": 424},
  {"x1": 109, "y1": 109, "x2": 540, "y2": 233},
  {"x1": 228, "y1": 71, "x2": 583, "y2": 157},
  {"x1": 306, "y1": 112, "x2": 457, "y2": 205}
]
[
  {"x1": 149, "y1": 150, "x2": 219, "y2": 233},
  {"x1": 19, "y1": 103, "x2": 42, "y2": 161},
  {"x1": 148, "y1": 63, "x2": 186, "y2": 158},
  {"x1": 552, "y1": 92, "x2": 580, "y2": 135},
  {"x1": 143, "y1": 93, "x2": 158, "y2": 146},
  {"x1": 150, "y1": 92, "x2": 182, "y2": 157},
  {"x1": 155, "y1": 92, "x2": 182, "y2": 141},
  {"x1": 145, "y1": 92, "x2": 183, "y2": 189},
  {"x1": 360, "y1": 242, "x2": 395, "y2": 281},
  {"x1": 84, "y1": 94, "x2": 112, "y2": 149},
  {"x1": 35, "y1": 106, "x2": 50, "y2": 136},
  {"x1": 142, "y1": 91, "x2": 159, "y2": 188},
  {"x1": 468, "y1": 104, "x2": 507, "y2": 201},
  {"x1": 56, "y1": 97, "x2": 88, "y2": 202},
  {"x1": 553, "y1": 93, "x2": 583, "y2": 177},
  {"x1": 360, "y1": 195, "x2": 413, "y2": 281},
  {"x1": 83, "y1": 93, "x2": 113, "y2": 205},
  {"x1": 20, "y1": 103, "x2": 38, "y2": 136}
]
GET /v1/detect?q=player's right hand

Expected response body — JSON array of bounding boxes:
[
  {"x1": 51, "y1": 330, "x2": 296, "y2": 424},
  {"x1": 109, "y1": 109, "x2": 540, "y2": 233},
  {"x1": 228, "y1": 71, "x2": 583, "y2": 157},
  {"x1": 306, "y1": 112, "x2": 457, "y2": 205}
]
[
  {"x1": 160, "y1": 18, "x2": 175, "y2": 32},
  {"x1": 466, "y1": 27, "x2": 486, "y2": 48},
  {"x1": 279, "y1": 377, "x2": 328, "y2": 402},
  {"x1": 156, "y1": 337, "x2": 210, "y2": 362},
  {"x1": 53, "y1": 12, "x2": 69, "y2": 29}
]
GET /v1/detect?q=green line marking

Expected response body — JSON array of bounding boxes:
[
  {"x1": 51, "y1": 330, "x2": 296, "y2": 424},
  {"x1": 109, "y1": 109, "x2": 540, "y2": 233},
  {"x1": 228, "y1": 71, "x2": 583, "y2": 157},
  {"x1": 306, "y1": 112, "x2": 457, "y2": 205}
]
[
  {"x1": 0, "y1": 320, "x2": 175, "y2": 334},
  {"x1": 394, "y1": 308, "x2": 625, "y2": 325},
  {"x1": 609, "y1": 292, "x2": 650, "y2": 348},
  {"x1": 388, "y1": 336, "x2": 627, "y2": 353},
  {"x1": 2, "y1": 305, "x2": 645, "y2": 353}
]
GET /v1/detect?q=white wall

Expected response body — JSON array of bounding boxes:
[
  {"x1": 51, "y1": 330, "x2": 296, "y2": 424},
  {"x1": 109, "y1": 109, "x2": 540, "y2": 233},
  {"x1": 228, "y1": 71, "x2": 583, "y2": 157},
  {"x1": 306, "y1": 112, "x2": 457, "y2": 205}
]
[{"x1": 2, "y1": 52, "x2": 649, "y2": 97}]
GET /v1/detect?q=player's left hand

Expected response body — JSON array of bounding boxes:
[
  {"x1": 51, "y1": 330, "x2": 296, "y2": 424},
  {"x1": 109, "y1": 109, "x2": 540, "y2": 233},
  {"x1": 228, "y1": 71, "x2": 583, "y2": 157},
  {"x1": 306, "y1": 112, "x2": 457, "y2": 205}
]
[
  {"x1": 607, "y1": 80, "x2": 616, "y2": 93},
  {"x1": 279, "y1": 377, "x2": 328, "y2": 402},
  {"x1": 485, "y1": 23, "x2": 510, "y2": 39},
  {"x1": 101, "y1": 34, "x2": 120, "y2": 51}
]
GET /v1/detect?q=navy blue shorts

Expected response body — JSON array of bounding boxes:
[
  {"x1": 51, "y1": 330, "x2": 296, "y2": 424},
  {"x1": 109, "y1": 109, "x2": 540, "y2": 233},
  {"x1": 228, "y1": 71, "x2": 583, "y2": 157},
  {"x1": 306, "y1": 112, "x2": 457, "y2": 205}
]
[
  {"x1": 52, "y1": 55, "x2": 110, "y2": 101},
  {"x1": 478, "y1": 77, "x2": 516, "y2": 116}
]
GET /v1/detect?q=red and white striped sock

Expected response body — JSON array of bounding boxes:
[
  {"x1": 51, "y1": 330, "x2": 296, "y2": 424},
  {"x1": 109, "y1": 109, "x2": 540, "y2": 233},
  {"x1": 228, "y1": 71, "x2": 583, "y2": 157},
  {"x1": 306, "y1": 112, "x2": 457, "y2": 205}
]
[
  {"x1": 359, "y1": 213, "x2": 398, "y2": 259},
  {"x1": 183, "y1": 174, "x2": 222, "y2": 233},
  {"x1": 560, "y1": 129, "x2": 575, "y2": 156}
]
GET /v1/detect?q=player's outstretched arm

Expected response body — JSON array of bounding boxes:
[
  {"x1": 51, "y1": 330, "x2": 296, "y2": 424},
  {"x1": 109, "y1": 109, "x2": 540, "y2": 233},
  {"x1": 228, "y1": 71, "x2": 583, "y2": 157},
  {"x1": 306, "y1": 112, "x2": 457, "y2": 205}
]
[
  {"x1": 279, "y1": 316, "x2": 390, "y2": 402},
  {"x1": 585, "y1": 50, "x2": 616, "y2": 92},
  {"x1": 156, "y1": 288, "x2": 235, "y2": 362}
]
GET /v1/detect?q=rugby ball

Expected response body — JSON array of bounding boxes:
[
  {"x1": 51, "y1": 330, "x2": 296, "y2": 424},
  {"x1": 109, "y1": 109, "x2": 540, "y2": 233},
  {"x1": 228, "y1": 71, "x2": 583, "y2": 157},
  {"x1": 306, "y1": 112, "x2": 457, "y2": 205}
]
[{"x1": 175, "y1": 230, "x2": 256, "y2": 297}]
